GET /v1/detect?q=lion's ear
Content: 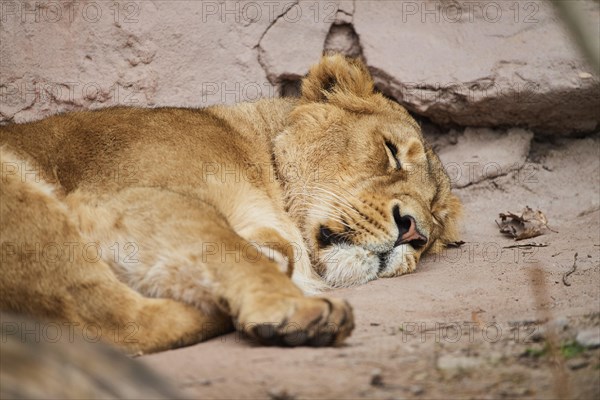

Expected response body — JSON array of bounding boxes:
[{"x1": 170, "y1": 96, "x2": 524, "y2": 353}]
[
  {"x1": 301, "y1": 54, "x2": 375, "y2": 105},
  {"x1": 431, "y1": 191, "x2": 462, "y2": 251},
  {"x1": 421, "y1": 146, "x2": 463, "y2": 253}
]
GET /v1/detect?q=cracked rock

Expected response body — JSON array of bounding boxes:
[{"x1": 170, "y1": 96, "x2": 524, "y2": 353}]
[
  {"x1": 436, "y1": 127, "x2": 534, "y2": 188},
  {"x1": 2, "y1": 1, "x2": 598, "y2": 135},
  {"x1": 258, "y1": 2, "x2": 332, "y2": 88},
  {"x1": 324, "y1": 23, "x2": 362, "y2": 59},
  {"x1": 353, "y1": 0, "x2": 600, "y2": 134},
  {"x1": 0, "y1": 1, "x2": 273, "y2": 122}
]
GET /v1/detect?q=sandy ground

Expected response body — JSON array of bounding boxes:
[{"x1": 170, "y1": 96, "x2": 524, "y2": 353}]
[{"x1": 141, "y1": 131, "x2": 600, "y2": 400}]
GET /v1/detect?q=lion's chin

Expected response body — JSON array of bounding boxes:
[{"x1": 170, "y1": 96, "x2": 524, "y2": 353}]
[
  {"x1": 377, "y1": 244, "x2": 418, "y2": 277},
  {"x1": 317, "y1": 243, "x2": 418, "y2": 288}
]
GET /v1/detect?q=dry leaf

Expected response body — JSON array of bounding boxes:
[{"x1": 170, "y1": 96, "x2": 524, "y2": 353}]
[{"x1": 496, "y1": 206, "x2": 557, "y2": 241}]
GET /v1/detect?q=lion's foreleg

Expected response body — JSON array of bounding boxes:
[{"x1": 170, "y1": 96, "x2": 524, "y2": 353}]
[{"x1": 0, "y1": 152, "x2": 230, "y2": 354}]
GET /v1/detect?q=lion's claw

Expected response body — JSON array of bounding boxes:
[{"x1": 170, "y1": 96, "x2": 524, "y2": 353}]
[{"x1": 238, "y1": 296, "x2": 354, "y2": 347}]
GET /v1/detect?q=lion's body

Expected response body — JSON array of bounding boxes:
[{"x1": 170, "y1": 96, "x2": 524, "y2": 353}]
[{"x1": 0, "y1": 56, "x2": 461, "y2": 353}]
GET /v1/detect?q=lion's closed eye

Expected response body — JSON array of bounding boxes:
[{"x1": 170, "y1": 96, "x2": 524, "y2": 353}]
[
  {"x1": 383, "y1": 137, "x2": 426, "y2": 174},
  {"x1": 384, "y1": 140, "x2": 401, "y2": 170}
]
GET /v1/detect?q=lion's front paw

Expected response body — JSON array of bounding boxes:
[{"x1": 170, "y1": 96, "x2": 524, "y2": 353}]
[{"x1": 236, "y1": 295, "x2": 354, "y2": 347}]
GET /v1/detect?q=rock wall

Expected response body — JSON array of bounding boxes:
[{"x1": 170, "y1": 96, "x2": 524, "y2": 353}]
[{"x1": 1, "y1": 0, "x2": 598, "y2": 134}]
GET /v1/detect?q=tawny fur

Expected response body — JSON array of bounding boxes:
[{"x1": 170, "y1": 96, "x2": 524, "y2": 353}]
[{"x1": 0, "y1": 55, "x2": 461, "y2": 353}]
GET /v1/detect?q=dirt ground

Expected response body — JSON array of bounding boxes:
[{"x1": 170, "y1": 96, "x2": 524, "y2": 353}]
[{"x1": 141, "y1": 130, "x2": 600, "y2": 400}]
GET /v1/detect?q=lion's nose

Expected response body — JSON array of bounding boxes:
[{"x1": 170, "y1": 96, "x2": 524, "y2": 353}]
[{"x1": 392, "y1": 205, "x2": 428, "y2": 248}]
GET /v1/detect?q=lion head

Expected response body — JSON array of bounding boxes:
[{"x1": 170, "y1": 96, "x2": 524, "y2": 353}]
[{"x1": 274, "y1": 55, "x2": 462, "y2": 288}]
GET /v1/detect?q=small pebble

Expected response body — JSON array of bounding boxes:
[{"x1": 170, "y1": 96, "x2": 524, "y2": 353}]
[
  {"x1": 488, "y1": 351, "x2": 503, "y2": 365},
  {"x1": 514, "y1": 387, "x2": 531, "y2": 396},
  {"x1": 409, "y1": 385, "x2": 425, "y2": 395},
  {"x1": 267, "y1": 388, "x2": 295, "y2": 400},
  {"x1": 413, "y1": 371, "x2": 428, "y2": 381},
  {"x1": 531, "y1": 317, "x2": 569, "y2": 341},
  {"x1": 567, "y1": 358, "x2": 589, "y2": 370},
  {"x1": 576, "y1": 328, "x2": 600, "y2": 349},
  {"x1": 550, "y1": 317, "x2": 569, "y2": 331},
  {"x1": 370, "y1": 368, "x2": 384, "y2": 387},
  {"x1": 499, "y1": 387, "x2": 531, "y2": 397},
  {"x1": 530, "y1": 327, "x2": 545, "y2": 342}
]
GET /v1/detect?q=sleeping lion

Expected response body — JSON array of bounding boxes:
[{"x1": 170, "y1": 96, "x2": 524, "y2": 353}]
[{"x1": 0, "y1": 55, "x2": 461, "y2": 354}]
